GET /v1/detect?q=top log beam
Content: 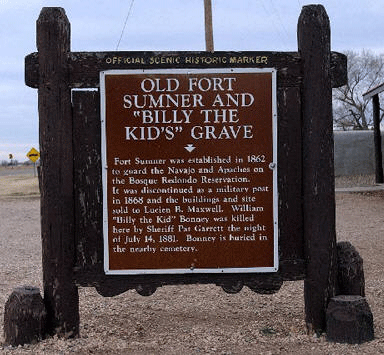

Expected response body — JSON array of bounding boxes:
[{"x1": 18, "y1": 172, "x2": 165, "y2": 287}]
[{"x1": 25, "y1": 50, "x2": 347, "y2": 90}]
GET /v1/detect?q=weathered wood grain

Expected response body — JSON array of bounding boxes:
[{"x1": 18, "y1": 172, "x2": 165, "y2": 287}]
[
  {"x1": 336, "y1": 241, "x2": 365, "y2": 297},
  {"x1": 277, "y1": 86, "x2": 304, "y2": 279},
  {"x1": 326, "y1": 295, "x2": 374, "y2": 344},
  {"x1": 4, "y1": 286, "x2": 46, "y2": 346},
  {"x1": 37, "y1": 7, "x2": 79, "y2": 337},
  {"x1": 26, "y1": 50, "x2": 347, "y2": 90},
  {"x1": 298, "y1": 4, "x2": 338, "y2": 334}
]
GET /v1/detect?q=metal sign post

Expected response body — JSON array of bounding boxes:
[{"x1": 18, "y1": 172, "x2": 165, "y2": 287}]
[{"x1": 26, "y1": 147, "x2": 40, "y2": 177}]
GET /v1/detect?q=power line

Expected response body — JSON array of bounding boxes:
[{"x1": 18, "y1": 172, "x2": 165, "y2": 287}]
[
  {"x1": 260, "y1": 0, "x2": 288, "y2": 46},
  {"x1": 116, "y1": 0, "x2": 135, "y2": 50},
  {"x1": 268, "y1": 0, "x2": 290, "y2": 42}
]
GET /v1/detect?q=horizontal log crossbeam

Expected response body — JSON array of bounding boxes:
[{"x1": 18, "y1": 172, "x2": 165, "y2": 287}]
[{"x1": 25, "y1": 50, "x2": 347, "y2": 89}]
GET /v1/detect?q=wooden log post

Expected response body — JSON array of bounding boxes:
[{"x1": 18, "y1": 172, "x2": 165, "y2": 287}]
[
  {"x1": 298, "y1": 5, "x2": 338, "y2": 334},
  {"x1": 372, "y1": 94, "x2": 384, "y2": 183},
  {"x1": 326, "y1": 295, "x2": 374, "y2": 344},
  {"x1": 37, "y1": 7, "x2": 79, "y2": 337},
  {"x1": 4, "y1": 286, "x2": 46, "y2": 346},
  {"x1": 336, "y1": 241, "x2": 365, "y2": 296}
]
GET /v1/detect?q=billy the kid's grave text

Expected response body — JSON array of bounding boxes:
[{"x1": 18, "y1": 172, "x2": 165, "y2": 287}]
[{"x1": 101, "y1": 68, "x2": 278, "y2": 274}]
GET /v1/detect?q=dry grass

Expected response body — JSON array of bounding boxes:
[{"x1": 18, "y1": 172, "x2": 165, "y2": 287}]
[
  {"x1": 0, "y1": 175, "x2": 39, "y2": 199},
  {"x1": 335, "y1": 174, "x2": 376, "y2": 188}
]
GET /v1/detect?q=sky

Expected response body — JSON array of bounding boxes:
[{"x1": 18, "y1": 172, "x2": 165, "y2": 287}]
[{"x1": 1, "y1": 0, "x2": 384, "y2": 162}]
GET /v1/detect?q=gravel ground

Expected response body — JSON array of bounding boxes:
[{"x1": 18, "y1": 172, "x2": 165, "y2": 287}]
[
  {"x1": 0, "y1": 175, "x2": 383, "y2": 354},
  {"x1": 335, "y1": 174, "x2": 377, "y2": 188}
]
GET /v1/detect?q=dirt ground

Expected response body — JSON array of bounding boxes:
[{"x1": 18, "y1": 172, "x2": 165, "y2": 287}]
[{"x1": 0, "y1": 171, "x2": 383, "y2": 354}]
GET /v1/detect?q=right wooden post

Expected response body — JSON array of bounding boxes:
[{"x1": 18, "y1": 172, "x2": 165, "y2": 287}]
[{"x1": 298, "y1": 5, "x2": 338, "y2": 334}]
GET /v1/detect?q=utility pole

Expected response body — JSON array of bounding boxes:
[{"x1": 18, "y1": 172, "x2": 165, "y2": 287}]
[{"x1": 204, "y1": 0, "x2": 214, "y2": 52}]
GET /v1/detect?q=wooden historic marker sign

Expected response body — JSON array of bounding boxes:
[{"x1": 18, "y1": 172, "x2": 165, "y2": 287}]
[
  {"x1": 101, "y1": 68, "x2": 278, "y2": 274},
  {"x1": 22, "y1": 5, "x2": 350, "y2": 339}
]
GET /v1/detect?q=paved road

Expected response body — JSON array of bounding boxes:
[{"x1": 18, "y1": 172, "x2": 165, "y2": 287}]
[{"x1": 0, "y1": 166, "x2": 36, "y2": 177}]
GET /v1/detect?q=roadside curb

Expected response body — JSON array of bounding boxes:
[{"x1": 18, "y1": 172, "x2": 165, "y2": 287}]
[{"x1": 336, "y1": 184, "x2": 384, "y2": 193}]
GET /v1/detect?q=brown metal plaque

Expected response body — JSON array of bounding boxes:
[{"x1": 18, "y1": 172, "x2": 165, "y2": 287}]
[{"x1": 101, "y1": 68, "x2": 278, "y2": 274}]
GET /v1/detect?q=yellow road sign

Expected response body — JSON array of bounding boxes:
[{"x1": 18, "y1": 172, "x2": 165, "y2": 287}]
[{"x1": 26, "y1": 147, "x2": 40, "y2": 163}]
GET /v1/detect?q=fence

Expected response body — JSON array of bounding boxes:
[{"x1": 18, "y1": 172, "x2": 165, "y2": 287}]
[{"x1": 334, "y1": 130, "x2": 384, "y2": 176}]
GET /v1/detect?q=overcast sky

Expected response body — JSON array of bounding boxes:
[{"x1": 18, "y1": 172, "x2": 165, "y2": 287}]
[{"x1": 1, "y1": 0, "x2": 383, "y2": 161}]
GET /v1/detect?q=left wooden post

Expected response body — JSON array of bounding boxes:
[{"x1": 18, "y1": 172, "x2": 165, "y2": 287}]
[{"x1": 37, "y1": 7, "x2": 79, "y2": 337}]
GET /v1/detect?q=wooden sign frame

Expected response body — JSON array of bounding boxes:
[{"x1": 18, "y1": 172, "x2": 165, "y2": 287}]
[{"x1": 24, "y1": 5, "x2": 348, "y2": 339}]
